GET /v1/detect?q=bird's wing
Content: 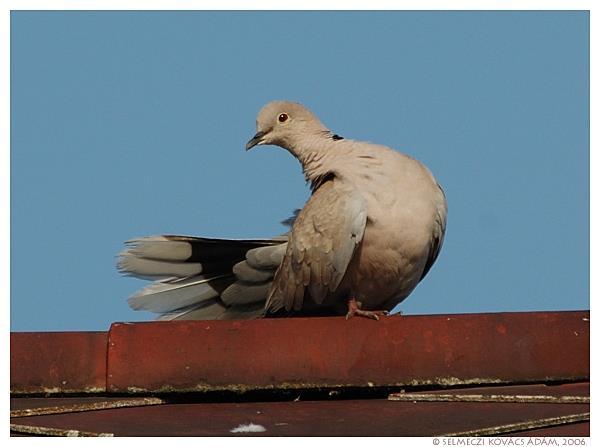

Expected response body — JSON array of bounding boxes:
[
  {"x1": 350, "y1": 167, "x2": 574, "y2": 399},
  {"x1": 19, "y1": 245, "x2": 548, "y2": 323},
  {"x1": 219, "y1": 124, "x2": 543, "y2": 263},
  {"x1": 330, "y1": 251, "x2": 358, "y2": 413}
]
[
  {"x1": 420, "y1": 183, "x2": 448, "y2": 281},
  {"x1": 266, "y1": 178, "x2": 367, "y2": 313}
]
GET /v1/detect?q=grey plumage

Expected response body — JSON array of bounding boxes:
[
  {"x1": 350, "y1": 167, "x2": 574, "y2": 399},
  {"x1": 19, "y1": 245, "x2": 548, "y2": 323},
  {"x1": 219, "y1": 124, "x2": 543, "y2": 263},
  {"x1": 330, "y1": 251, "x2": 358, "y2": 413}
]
[
  {"x1": 127, "y1": 275, "x2": 232, "y2": 313},
  {"x1": 119, "y1": 235, "x2": 285, "y2": 320}
]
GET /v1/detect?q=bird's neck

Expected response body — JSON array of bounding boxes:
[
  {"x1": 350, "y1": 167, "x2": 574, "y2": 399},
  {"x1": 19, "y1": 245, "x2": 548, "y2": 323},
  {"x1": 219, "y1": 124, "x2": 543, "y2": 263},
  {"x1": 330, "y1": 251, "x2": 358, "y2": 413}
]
[{"x1": 286, "y1": 135, "x2": 343, "y2": 188}]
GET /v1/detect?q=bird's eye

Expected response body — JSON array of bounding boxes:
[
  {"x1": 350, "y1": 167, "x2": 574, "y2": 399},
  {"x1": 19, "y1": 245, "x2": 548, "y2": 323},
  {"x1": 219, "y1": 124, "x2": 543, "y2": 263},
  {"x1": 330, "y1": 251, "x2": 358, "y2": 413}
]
[{"x1": 278, "y1": 113, "x2": 289, "y2": 123}]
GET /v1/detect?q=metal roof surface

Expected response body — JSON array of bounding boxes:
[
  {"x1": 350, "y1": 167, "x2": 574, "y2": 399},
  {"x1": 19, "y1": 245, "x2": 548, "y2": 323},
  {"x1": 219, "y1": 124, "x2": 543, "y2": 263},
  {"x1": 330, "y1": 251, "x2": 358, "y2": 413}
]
[{"x1": 10, "y1": 310, "x2": 590, "y2": 436}]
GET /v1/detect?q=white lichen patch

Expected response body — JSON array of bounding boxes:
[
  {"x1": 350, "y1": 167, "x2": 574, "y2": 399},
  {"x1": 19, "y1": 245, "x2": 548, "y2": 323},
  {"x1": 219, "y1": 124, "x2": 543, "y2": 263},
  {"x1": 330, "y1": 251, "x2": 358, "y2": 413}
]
[{"x1": 230, "y1": 423, "x2": 267, "y2": 433}]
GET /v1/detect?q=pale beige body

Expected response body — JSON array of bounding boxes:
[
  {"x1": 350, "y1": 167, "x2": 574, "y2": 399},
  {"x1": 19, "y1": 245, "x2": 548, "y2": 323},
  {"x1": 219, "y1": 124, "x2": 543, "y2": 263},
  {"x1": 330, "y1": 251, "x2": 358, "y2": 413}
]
[
  {"x1": 342, "y1": 144, "x2": 445, "y2": 311},
  {"x1": 272, "y1": 135, "x2": 447, "y2": 314},
  {"x1": 119, "y1": 101, "x2": 447, "y2": 320}
]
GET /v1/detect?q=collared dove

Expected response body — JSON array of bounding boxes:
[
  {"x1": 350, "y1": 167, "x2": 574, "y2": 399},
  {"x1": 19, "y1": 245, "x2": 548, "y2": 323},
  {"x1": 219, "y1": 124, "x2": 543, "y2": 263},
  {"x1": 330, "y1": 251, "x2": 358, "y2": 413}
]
[{"x1": 118, "y1": 101, "x2": 447, "y2": 320}]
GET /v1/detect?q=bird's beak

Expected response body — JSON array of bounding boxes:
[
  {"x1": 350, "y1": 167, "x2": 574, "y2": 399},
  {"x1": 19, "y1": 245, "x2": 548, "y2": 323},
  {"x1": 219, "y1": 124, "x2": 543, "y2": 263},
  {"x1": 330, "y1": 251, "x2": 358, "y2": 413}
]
[{"x1": 245, "y1": 131, "x2": 266, "y2": 151}]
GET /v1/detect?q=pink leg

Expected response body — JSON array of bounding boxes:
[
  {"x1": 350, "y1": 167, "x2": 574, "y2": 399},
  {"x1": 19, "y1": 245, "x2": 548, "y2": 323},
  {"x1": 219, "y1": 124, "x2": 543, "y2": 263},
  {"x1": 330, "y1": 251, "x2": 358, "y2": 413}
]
[{"x1": 345, "y1": 298, "x2": 390, "y2": 321}]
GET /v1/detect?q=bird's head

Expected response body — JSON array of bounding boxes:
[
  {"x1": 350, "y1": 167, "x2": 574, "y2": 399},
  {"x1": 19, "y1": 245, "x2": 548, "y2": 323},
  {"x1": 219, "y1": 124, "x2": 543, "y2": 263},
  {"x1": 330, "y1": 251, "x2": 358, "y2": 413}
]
[{"x1": 245, "y1": 101, "x2": 329, "y2": 151}]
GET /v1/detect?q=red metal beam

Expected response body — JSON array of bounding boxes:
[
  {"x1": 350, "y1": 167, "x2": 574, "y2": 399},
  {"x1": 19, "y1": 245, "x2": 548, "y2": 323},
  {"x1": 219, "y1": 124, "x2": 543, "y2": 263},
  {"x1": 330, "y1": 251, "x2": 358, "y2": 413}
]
[
  {"x1": 106, "y1": 311, "x2": 589, "y2": 393},
  {"x1": 10, "y1": 312, "x2": 589, "y2": 395},
  {"x1": 10, "y1": 332, "x2": 108, "y2": 394}
]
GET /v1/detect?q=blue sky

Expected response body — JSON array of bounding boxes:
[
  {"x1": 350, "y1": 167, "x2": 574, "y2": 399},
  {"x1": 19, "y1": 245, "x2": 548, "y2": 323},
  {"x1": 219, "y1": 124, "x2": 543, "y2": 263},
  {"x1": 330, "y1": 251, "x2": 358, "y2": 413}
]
[{"x1": 11, "y1": 11, "x2": 589, "y2": 331}]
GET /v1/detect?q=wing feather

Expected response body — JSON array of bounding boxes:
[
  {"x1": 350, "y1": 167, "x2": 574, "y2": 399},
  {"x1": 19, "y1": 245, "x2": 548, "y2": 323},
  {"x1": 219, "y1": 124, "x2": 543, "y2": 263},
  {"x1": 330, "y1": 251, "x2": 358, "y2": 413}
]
[{"x1": 266, "y1": 179, "x2": 367, "y2": 313}]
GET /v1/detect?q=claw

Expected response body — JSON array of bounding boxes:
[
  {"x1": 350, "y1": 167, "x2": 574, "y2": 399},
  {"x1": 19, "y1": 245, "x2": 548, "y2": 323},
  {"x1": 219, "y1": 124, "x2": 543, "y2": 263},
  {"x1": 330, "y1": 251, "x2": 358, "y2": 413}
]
[{"x1": 345, "y1": 298, "x2": 390, "y2": 321}]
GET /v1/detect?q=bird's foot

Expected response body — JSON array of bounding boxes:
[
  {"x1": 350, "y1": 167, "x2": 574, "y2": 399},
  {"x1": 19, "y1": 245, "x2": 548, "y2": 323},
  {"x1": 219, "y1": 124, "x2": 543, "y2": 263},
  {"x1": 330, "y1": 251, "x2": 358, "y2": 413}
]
[{"x1": 345, "y1": 298, "x2": 389, "y2": 321}]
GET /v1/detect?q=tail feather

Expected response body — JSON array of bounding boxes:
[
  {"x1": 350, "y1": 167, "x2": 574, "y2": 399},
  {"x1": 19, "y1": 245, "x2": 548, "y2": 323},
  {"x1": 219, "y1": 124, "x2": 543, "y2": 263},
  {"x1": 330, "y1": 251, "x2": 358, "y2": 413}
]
[
  {"x1": 216, "y1": 302, "x2": 265, "y2": 320},
  {"x1": 162, "y1": 235, "x2": 282, "y2": 262},
  {"x1": 159, "y1": 300, "x2": 265, "y2": 321},
  {"x1": 118, "y1": 234, "x2": 288, "y2": 320},
  {"x1": 221, "y1": 281, "x2": 271, "y2": 306},
  {"x1": 124, "y1": 236, "x2": 192, "y2": 261},
  {"x1": 157, "y1": 299, "x2": 228, "y2": 321},
  {"x1": 127, "y1": 274, "x2": 233, "y2": 313},
  {"x1": 232, "y1": 260, "x2": 275, "y2": 282},
  {"x1": 245, "y1": 243, "x2": 288, "y2": 269},
  {"x1": 118, "y1": 252, "x2": 203, "y2": 279}
]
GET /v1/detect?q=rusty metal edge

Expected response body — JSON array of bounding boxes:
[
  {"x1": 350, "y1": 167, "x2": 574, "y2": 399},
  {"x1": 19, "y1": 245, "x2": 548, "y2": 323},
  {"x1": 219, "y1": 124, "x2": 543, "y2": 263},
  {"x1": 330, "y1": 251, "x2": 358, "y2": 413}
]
[
  {"x1": 10, "y1": 387, "x2": 107, "y2": 396},
  {"x1": 11, "y1": 331, "x2": 109, "y2": 395},
  {"x1": 440, "y1": 412, "x2": 591, "y2": 437},
  {"x1": 388, "y1": 393, "x2": 591, "y2": 404},
  {"x1": 10, "y1": 397, "x2": 167, "y2": 418},
  {"x1": 109, "y1": 376, "x2": 591, "y2": 395},
  {"x1": 10, "y1": 423, "x2": 114, "y2": 437}
]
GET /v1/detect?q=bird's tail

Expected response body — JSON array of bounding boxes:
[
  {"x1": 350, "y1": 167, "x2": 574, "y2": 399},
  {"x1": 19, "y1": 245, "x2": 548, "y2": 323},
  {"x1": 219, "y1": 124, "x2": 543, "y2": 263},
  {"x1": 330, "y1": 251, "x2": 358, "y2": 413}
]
[{"x1": 117, "y1": 235, "x2": 288, "y2": 320}]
